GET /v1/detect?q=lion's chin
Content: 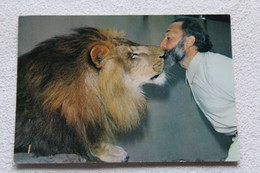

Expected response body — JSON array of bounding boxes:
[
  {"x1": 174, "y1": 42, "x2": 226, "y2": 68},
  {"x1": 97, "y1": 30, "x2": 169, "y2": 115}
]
[{"x1": 149, "y1": 72, "x2": 166, "y2": 85}]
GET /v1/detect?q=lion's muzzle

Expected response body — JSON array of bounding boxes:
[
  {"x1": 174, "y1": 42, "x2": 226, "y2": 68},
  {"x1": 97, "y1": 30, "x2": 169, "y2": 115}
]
[{"x1": 152, "y1": 59, "x2": 164, "y2": 73}]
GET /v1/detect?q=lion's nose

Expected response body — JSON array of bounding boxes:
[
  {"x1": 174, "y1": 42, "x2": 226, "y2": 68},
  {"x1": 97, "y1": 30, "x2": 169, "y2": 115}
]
[
  {"x1": 159, "y1": 52, "x2": 167, "y2": 59},
  {"x1": 159, "y1": 55, "x2": 165, "y2": 59}
]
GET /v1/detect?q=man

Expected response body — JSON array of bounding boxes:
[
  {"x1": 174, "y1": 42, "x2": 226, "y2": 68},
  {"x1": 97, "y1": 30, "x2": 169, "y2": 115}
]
[{"x1": 160, "y1": 17, "x2": 239, "y2": 161}]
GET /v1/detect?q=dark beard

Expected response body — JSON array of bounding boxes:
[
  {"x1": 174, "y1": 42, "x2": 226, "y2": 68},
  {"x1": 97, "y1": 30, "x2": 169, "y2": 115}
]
[{"x1": 162, "y1": 39, "x2": 185, "y2": 70}]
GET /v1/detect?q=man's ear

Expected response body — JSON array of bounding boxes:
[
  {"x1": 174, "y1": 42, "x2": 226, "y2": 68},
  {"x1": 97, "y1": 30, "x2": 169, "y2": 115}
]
[
  {"x1": 186, "y1": 35, "x2": 196, "y2": 46},
  {"x1": 90, "y1": 45, "x2": 110, "y2": 68}
]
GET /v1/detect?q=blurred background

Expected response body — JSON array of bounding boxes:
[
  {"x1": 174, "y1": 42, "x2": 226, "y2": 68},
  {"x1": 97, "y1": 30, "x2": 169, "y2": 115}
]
[{"x1": 18, "y1": 15, "x2": 234, "y2": 162}]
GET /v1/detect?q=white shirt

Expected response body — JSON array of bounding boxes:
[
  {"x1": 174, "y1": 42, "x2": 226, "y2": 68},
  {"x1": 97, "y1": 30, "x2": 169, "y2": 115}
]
[{"x1": 186, "y1": 52, "x2": 237, "y2": 135}]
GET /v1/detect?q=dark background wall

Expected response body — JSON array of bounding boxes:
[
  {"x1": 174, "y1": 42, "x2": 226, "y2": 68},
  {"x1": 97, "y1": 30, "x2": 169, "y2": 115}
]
[
  {"x1": 18, "y1": 15, "x2": 233, "y2": 162},
  {"x1": 18, "y1": 15, "x2": 232, "y2": 57}
]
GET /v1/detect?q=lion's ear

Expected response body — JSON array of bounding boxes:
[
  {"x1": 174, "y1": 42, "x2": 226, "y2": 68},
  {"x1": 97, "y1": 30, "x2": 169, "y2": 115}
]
[{"x1": 90, "y1": 45, "x2": 110, "y2": 68}]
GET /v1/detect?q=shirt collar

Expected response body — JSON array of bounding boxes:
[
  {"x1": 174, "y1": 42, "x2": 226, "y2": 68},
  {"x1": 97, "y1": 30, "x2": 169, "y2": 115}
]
[{"x1": 186, "y1": 52, "x2": 204, "y2": 83}]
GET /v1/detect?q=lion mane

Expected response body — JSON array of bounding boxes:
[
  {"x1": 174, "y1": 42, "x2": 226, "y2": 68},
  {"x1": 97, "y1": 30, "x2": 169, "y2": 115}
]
[{"x1": 15, "y1": 27, "x2": 165, "y2": 162}]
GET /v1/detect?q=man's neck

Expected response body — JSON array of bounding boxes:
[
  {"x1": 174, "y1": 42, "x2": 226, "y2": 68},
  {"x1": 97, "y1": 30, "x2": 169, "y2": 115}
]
[{"x1": 179, "y1": 50, "x2": 198, "y2": 70}]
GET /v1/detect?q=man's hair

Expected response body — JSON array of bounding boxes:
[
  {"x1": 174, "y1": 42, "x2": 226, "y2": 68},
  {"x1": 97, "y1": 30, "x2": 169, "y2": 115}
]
[{"x1": 173, "y1": 17, "x2": 212, "y2": 52}]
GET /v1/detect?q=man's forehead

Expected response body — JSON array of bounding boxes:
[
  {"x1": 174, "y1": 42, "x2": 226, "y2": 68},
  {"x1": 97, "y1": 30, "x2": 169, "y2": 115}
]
[{"x1": 165, "y1": 22, "x2": 183, "y2": 33}]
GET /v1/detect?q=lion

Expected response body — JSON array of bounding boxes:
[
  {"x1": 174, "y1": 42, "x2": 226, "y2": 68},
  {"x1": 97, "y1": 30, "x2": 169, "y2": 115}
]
[{"x1": 14, "y1": 27, "x2": 166, "y2": 163}]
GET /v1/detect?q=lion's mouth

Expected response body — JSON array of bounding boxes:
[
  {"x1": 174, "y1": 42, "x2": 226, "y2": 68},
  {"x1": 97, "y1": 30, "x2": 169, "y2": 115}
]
[
  {"x1": 148, "y1": 72, "x2": 166, "y2": 85},
  {"x1": 150, "y1": 74, "x2": 160, "y2": 80}
]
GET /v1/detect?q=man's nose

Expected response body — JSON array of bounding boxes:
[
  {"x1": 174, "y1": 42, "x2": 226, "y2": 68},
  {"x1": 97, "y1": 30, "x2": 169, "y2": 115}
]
[{"x1": 160, "y1": 40, "x2": 167, "y2": 50}]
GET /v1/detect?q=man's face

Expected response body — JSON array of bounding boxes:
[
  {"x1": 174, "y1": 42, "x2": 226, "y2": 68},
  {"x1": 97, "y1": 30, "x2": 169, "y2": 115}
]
[{"x1": 160, "y1": 22, "x2": 186, "y2": 67}]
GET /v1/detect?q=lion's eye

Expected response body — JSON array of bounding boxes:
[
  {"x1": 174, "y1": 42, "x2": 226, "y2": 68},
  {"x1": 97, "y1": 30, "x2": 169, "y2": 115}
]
[{"x1": 132, "y1": 53, "x2": 139, "y2": 59}]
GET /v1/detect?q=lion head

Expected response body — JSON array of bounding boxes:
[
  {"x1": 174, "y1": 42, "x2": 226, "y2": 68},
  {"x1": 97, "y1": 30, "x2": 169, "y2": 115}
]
[{"x1": 89, "y1": 40, "x2": 166, "y2": 131}]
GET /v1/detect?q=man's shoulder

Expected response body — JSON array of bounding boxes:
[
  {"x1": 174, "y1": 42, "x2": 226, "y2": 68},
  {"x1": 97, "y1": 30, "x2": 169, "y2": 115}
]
[
  {"x1": 200, "y1": 52, "x2": 233, "y2": 72},
  {"x1": 203, "y1": 52, "x2": 232, "y2": 64}
]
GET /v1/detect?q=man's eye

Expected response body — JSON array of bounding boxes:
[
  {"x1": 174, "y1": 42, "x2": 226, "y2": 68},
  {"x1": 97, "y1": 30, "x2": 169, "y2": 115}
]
[{"x1": 167, "y1": 37, "x2": 171, "y2": 40}]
